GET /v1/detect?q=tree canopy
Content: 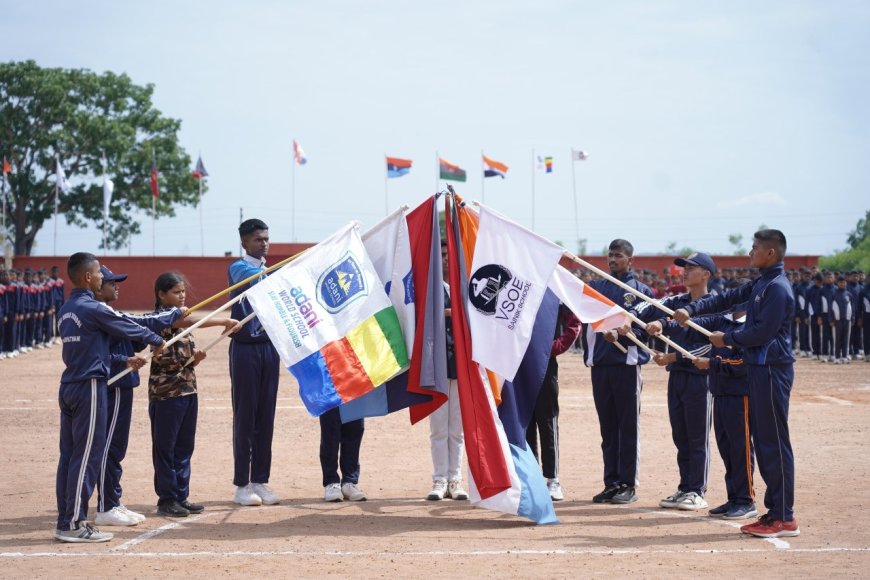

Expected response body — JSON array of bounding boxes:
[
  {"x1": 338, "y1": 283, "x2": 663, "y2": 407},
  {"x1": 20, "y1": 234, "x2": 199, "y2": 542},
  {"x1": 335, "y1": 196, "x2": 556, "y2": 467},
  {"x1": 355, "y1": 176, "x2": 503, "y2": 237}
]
[
  {"x1": 820, "y1": 209, "x2": 870, "y2": 272},
  {"x1": 0, "y1": 60, "x2": 202, "y2": 255}
]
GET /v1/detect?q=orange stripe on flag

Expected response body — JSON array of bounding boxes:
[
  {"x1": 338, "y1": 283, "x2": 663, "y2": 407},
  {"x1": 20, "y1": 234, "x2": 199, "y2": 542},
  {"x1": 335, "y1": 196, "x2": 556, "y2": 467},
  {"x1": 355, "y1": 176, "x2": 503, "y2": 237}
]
[
  {"x1": 482, "y1": 155, "x2": 509, "y2": 173},
  {"x1": 321, "y1": 339, "x2": 375, "y2": 403}
]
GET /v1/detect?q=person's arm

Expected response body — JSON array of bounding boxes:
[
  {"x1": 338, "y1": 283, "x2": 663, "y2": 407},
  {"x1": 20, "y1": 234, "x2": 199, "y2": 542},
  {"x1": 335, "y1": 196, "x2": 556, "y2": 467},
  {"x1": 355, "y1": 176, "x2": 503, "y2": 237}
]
[
  {"x1": 673, "y1": 282, "x2": 753, "y2": 323},
  {"x1": 123, "y1": 308, "x2": 185, "y2": 332},
  {"x1": 228, "y1": 260, "x2": 264, "y2": 286},
  {"x1": 723, "y1": 284, "x2": 789, "y2": 349},
  {"x1": 551, "y1": 309, "x2": 580, "y2": 356},
  {"x1": 93, "y1": 303, "x2": 165, "y2": 348}
]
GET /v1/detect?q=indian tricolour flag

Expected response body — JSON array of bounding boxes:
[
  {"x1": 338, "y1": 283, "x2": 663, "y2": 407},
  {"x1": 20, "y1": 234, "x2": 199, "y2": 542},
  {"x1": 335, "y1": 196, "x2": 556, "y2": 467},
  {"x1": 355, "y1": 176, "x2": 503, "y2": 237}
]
[{"x1": 245, "y1": 223, "x2": 409, "y2": 416}]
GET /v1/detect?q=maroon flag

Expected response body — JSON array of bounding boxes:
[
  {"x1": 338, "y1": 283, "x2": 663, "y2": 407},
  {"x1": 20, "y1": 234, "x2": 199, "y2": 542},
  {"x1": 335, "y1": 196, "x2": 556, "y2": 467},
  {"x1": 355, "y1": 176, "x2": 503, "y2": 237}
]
[
  {"x1": 192, "y1": 155, "x2": 208, "y2": 180},
  {"x1": 150, "y1": 159, "x2": 159, "y2": 198}
]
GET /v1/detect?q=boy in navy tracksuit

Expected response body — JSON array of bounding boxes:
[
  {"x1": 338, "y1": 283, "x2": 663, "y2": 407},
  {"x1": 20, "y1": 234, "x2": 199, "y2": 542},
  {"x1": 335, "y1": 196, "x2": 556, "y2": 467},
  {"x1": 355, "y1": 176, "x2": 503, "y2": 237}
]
[
  {"x1": 831, "y1": 276, "x2": 853, "y2": 364},
  {"x1": 820, "y1": 272, "x2": 836, "y2": 361},
  {"x1": 806, "y1": 273, "x2": 824, "y2": 359},
  {"x1": 51, "y1": 265, "x2": 66, "y2": 343},
  {"x1": 228, "y1": 218, "x2": 281, "y2": 507},
  {"x1": 794, "y1": 270, "x2": 811, "y2": 357},
  {"x1": 674, "y1": 229, "x2": 799, "y2": 538},
  {"x1": 581, "y1": 239, "x2": 654, "y2": 505},
  {"x1": 638, "y1": 252, "x2": 717, "y2": 512},
  {"x1": 54, "y1": 253, "x2": 165, "y2": 543}
]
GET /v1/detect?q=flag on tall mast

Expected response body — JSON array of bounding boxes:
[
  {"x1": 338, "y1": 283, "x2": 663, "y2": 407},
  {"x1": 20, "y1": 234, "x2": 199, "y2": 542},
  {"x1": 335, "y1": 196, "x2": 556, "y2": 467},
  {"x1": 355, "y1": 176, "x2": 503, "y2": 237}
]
[{"x1": 192, "y1": 155, "x2": 209, "y2": 179}]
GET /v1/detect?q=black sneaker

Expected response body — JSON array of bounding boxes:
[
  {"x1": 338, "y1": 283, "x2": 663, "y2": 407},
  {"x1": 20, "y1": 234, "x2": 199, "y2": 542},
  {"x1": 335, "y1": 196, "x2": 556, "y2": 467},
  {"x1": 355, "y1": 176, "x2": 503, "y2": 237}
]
[
  {"x1": 592, "y1": 485, "x2": 622, "y2": 503},
  {"x1": 611, "y1": 486, "x2": 637, "y2": 504},
  {"x1": 179, "y1": 500, "x2": 204, "y2": 514},
  {"x1": 709, "y1": 502, "x2": 731, "y2": 517},
  {"x1": 157, "y1": 500, "x2": 190, "y2": 518}
]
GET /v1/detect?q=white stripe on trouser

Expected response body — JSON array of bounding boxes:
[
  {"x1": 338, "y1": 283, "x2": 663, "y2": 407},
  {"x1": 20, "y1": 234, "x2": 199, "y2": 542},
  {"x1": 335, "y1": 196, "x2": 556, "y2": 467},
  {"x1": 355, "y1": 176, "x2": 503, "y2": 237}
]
[
  {"x1": 634, "y1": 366, "x2": 642, "y2": 487},
  {"x1": 98, "y1": 387, "x2": 122, "y2": 512},
  {"x1": 551, "y1": 416, "x2": 559, "y2": 479},
  {"x1": 769, "y1": 369, "x2": 786, "y2": 520},
  {"x1": 71, "y1": 379, "x2": 98, "y2": 529},
  {"x1": 702, "y1": 389, "x2": 712, "y2": 493}
]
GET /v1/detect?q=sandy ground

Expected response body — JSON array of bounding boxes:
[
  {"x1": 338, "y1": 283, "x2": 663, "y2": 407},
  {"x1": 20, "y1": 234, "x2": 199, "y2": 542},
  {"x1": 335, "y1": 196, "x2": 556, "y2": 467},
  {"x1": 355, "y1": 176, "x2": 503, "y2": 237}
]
[{"x1": 1, "y1": 321, "x2": 869, "y2": 578}]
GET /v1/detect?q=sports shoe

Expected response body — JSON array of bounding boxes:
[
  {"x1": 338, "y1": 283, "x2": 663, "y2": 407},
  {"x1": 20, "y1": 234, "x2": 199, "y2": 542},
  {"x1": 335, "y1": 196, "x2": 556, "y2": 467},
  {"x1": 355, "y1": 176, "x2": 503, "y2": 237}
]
[
  {"x1": 448, "y1": 480, "x2": 469, "y2": 500},
  {"x1": 592, "y1": 485, "x2": 621, "y2": 503},
  {"x1": 324, "y1": 483, "x2": 343, "y2": 502},
  {"x1": 341, "y1": 482, "x2": 367, "y2": 501},
  {"x1": 660, "y1": 490, "x2": 685, "y2": 509},
  {"x1": 723, "y1": 503, "x2": 757, "y2": 520},
  {"x1": 427, "y1": 479, "x2": 448, "y2": 501},
  {"x1": 675, "y1": 491, "x2": 708, "y2": 511},
  {"x1": 708, "y1": 502, "x2": 731, "y2": 517},
  {"x1": 55, "y1": 522, "x2": 113, "y2": 543},
  {"x1": 179, "y1": 500, "x2": 204, "y2": 514},
  {"x1": 741, "y1": 515, "x2": 800, "y2": 538},
  {"x1": 95, "y1": 506, "x2": 139, "y2": 527},
  {"x1": 611, "y1": 485, "x2": 637, "y2": 504},
  {"x1": 234, "y1": 484, "x2": 263, "y2": 506},
  {"x1": 251, "y1": 483, "x2": 280, "y2": 505},
  {"x1": 157, "y1": 499, "x2": 190, "y2": 517},
  {"x1": 118, "y1": 505, "x2": 146, "y2": 523},
  {"x1": 546, "y1": 479, "x2": 564, "y2": 501}
]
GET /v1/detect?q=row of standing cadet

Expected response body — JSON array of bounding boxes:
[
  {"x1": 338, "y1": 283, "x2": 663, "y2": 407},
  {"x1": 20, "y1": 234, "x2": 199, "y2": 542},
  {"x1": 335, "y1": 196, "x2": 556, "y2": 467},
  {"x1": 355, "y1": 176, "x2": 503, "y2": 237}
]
[{"x1": 0, "y1": 266, "x2": 65, "y2": 359}]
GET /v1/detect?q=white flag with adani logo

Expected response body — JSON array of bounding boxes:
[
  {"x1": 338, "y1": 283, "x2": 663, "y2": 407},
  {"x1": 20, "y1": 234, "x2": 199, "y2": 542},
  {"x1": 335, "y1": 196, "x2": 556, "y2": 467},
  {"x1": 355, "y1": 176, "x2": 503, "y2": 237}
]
[{"x1": 466, "y1": 205, "x2": 563, "y2": 381}]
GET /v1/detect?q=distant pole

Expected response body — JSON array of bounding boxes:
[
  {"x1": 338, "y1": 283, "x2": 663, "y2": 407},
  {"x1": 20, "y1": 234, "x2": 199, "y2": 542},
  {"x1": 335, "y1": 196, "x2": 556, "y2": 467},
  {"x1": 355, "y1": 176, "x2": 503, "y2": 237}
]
[
  {"x1": 531, "y1": 148, "x2": 536, "y2": 232},
  {"x1": 435, "y1": 151, "x2": 439, "y2": 193},
  {"x1": 291, "y1": 156, "x2": 296, "y2": 242},
  {"x1": 480, "y1": 150, "x2": 485, "y2": 204},
  {"x1": 151, "y1": 191, "x2": 156, "y2": 256},
  {"x1": 384, "y1": 153, "x2": 388, "y2": 216},
  {"x1": 571, "y1": 148, "x2": 579, "y2": 253},
  {"x1": 239, "y1": 207, "x2": 243, "y2": 257},
  {"x1": 199, "y1": 177, "x2": 205, "y2": 256},
  {"x1": 53, "y1": 182, "x2": 59, "y2": 255}
]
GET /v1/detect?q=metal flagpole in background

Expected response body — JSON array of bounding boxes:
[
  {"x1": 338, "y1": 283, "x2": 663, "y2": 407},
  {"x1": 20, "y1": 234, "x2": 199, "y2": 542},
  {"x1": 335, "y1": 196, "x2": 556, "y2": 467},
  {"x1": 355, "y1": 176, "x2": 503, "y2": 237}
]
[
  {"x1": 199, "y1": 173, "x2": 205, "y2": 256},
  {"x1": 571, "y1": 148, "x2": 579, "y2": 253},
  {"x1": 480, "y1": 150, "x2": 485, "y2": 204},
  {"x1": 531, "y1": 148, "x2": 536, "y2": 232},
  {"x1": 53, "y1": 180, "x2": 59, "y2": 255},
  {"x1": 1, "y1": 161, "x2": 7, "y2": 261},
  {"x1": 291, "y1": 148, "x2": 296, "y2": 242},
  {"x1": 384, "y1": 153, "x2": 388, "y2": 217}
]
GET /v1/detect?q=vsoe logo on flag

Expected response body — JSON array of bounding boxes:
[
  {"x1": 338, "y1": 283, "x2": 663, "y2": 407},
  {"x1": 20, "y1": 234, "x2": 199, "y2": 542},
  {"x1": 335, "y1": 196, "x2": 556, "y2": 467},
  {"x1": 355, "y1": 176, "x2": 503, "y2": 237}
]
[
  {"x1": 469, "y1": 264, "x2": 532, "y2": 331},
  {"x1": 317, "y1": 254, "x2": 368, "y2": 313}
]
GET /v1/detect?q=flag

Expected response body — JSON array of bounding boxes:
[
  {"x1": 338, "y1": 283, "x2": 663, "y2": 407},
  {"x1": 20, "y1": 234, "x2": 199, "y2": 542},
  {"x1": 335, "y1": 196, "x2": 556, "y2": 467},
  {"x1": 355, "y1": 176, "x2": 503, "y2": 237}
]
[
  {"x1": 446, "y1": 196, "x2": 558, "y2": 524},
  {"x1": 293, "y1": 139, "x2": 308, "y2": 165},
  {"x1": 150, "y1": 159, "x2": 159, "y2": 198},
  {"x1": 572, "y1": 149, "x2": 589, "y2": 161},
  {"x1": 466, "y1": 204, "x2": 563, "y2": 381},
  {"x1": 245, "y1": 223, "x2": 409, "y2": 416},
  {"x1": 55, "y1": 157, "x2": 71, "y2": 194},
  {"x1": 102, "y1": 176, "x2": 114, "y2": 219},
  {"x1": 482, "y1": 154, "x2": 508, "y2": 179},
  {"x1": 2, "y1": 157, "x2": 11, "y2": 174},
  {"x1": 192, "y1": 155, "x2": 209, "y2": 179},
  {"x1": 439, "y1": 158, "x2": 467, "y2": 182},
  {"x1": 386, "y1": 156, "x2": 412, "y2": 178},
  {"x1": 548, "y1": 265, "x2": 627, "y2": 331},
  {"x1": 536, "y1": 155, "x2": 553, "y2": 173}
]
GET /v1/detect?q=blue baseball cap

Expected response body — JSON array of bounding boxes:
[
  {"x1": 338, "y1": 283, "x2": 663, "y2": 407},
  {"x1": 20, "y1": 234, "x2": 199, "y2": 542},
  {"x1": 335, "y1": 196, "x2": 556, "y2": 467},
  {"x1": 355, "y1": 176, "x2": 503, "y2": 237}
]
[
  {"x1": 674, "y1": 252, "x2": 716, "y2": 275},
  {"x1": 100, "y1": 265, "x2": 128, "y2": 283}
]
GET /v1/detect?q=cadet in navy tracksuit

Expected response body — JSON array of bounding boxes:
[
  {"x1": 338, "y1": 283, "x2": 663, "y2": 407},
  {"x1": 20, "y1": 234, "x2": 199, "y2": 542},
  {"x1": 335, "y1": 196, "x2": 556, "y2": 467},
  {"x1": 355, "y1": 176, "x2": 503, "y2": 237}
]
[
  {"x1": 820, "y1": 272, "x2": 836, "y2": 361},
  {"x1": 2, "y1": 269, "x2": 16, "y2": 356},
  {"x1": 831, "y1": 276, "x2": 853, "y2": 364},
  {"x1": 228, "y1": 219, "x2": 281, "y2": 507},
  {"x1": 581, "y1": 239, "x2": 654, "y2": 505},
  {"x1": 794, "y1": 270, "x2": 810, "y2": 357},
  {"x1": 54, "y1": 253, "x2": 164, "y2": 543},
  {"x1": 638, "y1": 253, "x2": 717, "y2": 512},
  {"x1": 51, "y1": 265, "x2": 66, "y2": 343},
  {"x1": 861, "y1": 279, "x2": 870, "y2": 362},
  {"x1": 807, "y1": 273, "x2": 824, "y2": 359},
  {"x1": 93, "y1": 266, "x2": 185, "y2": 527},
  {"x1": 674, "y1": 229, "x2": 799, "y2": 539}
]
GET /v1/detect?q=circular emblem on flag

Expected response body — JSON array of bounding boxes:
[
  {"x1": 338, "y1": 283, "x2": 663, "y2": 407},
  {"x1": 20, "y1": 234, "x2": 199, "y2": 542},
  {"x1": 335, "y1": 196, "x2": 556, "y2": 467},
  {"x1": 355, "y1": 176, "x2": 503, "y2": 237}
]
[
  {"x1": 317, "y1": 253, "x2": 368, "y2": 313},
  {"x1": 468, "y1": 264, "x2": 512, "y2": 315}
]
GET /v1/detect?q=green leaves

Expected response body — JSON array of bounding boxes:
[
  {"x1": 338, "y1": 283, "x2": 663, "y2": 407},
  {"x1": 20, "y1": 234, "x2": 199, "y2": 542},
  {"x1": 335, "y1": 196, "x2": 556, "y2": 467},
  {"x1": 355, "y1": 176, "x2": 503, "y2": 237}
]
[{"x1": 0, "y1": 60, "x2": 203, "y2": 254}]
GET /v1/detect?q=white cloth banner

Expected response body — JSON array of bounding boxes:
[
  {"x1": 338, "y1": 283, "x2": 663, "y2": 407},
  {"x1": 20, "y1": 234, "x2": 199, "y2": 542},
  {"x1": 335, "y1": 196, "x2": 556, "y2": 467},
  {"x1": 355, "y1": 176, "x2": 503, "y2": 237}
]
[
  {"x1": 548, "y1": 265, "x2": 627, "y2": 331},
  {"x1": 466, "y1": 205, "x2": 563, "y2": 381}
]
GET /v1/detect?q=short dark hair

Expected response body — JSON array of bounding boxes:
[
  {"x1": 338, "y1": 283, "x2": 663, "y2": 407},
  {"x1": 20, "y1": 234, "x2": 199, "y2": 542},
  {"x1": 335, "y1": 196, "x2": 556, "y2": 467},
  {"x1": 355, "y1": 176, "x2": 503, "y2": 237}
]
[
  {"x1": 609, "y1": 239, "x2": 634, "y2": 257},
  {"x1": 239, "y1": 218, "x2": 268, "y2": 238},
  {"x1": 837, "y1": 275, "x2": 846, "y2": 283},
  {"x1": 67, "y1": 252, "x2": 98, "y2": 282},
  {"x1": 154, "y1": 271, "x2": 188, "y2": 310},
  {"x1": 754, "y1": 229, "x2": 787, "y2": 259}
]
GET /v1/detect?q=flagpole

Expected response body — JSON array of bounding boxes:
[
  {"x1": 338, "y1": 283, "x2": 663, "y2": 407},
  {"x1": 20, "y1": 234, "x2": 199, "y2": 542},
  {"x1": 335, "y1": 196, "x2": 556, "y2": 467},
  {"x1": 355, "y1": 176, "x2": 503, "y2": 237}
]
[
  {"x1": 435, "y1": 151, "x2": 439, "y2": 193},
  {"x1": 1, "y1": 167, "x2": 7, "y2": 260},
  {"x1": 384, "y1": 153, "x2": 388, "y2": 217},
  {"x1": 531, "y1": 148, "x2": 536, "y2": 232},
  {"x1": 291, "y1": 153, "x2": 296, "y2": 242},
  {"x1": 199, "y1": 176, "x2": 205, "y2": 256},
  {"x1": 480, "y1": 150, "x2": 485, "y2": 204},
  {"x1": 53, "y1": 181, "x2": 59, "y2": 256},
  {"x1": 571, "y1": 148, "x2": 579, "y2": 254}
]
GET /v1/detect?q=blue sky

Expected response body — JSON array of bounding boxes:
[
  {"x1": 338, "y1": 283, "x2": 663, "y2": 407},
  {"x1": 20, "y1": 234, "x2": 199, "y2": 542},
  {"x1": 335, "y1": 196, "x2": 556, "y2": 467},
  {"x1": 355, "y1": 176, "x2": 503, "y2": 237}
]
[{"x1": 3, "y1": 0, "x2": 868, "y2": 257}]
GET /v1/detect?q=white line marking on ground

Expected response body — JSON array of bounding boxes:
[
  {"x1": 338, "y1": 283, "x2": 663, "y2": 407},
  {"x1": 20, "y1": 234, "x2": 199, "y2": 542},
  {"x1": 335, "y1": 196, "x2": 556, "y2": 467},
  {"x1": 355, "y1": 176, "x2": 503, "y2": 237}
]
[
  {"x1": 813, "y1": 395, "x2": 853, "y2": 406},
  {"x1": 629, "y1": 507, "x2": 792, "y2": 548},
  {"x1": 110, "y1": 512, "x2": 217, "y2": 552}
]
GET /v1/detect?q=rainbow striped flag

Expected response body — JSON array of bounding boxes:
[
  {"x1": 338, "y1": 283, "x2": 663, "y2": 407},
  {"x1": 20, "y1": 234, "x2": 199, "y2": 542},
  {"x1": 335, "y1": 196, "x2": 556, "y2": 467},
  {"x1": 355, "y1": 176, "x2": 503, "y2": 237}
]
[{"x1": 244, "y1": 223, "x2": 409, "y2": 416}]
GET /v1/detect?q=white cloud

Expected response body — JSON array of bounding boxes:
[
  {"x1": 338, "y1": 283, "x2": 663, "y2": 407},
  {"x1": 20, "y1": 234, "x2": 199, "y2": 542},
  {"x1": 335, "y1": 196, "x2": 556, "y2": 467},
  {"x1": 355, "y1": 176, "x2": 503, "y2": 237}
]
[{"x1": 715, "y1": 191, "x2": 787, "y2": 210}]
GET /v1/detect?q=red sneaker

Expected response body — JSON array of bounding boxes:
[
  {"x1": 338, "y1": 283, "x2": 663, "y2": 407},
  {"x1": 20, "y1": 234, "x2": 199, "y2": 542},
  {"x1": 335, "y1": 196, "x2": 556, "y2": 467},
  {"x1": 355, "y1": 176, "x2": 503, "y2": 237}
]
[{"x1": 741, "y1": 515, "x2": 800, "y2": 538}]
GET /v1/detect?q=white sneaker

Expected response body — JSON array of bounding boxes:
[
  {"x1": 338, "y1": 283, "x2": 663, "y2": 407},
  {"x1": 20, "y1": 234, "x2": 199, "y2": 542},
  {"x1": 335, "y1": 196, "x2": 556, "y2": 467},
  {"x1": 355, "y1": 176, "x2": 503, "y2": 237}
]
[
  {"x1": 659, "y1": 490, "x2": 685, "y2": 508},
  {"x1": 324, "y1": 483, "x2": 343, "y2": 502},
  {"x1": 234, "y1": 484, "x2": 262, "y2": 506},
  {"x1": 118, "y1": 505, "x2": 146, "y2": 523},
  {"x1": 95, "y1": 506, "x2": 139, "y2": 527},
  {"x1": 675, "y1": 491, "x2": 708, "y2": 511},
  {"x1": 427, "y1": 479, "x2": 448, "y2": 501},
  {"x1": 341, "y1": 482, "x2": 367, "y2": 501},
  {"x1": 55, "y1": 522, "x2": 113, "y2": 543},
  {"x1": 251, "y1": 483, "x2": 280, "y2": 505},
  {"x1": 448, "y1": 480, "x2": 469, "y2": 500},
  {"x1": 546, "y1": 478, "x2": 564, "y2": 501}
]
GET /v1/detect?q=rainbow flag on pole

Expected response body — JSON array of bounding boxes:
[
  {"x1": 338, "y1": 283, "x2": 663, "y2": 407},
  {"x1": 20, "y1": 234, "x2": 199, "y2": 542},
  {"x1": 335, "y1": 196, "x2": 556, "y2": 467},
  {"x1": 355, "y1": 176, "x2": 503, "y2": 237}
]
[{"x1": 245, "y1": 223, "x2": 409, "y2": 416}]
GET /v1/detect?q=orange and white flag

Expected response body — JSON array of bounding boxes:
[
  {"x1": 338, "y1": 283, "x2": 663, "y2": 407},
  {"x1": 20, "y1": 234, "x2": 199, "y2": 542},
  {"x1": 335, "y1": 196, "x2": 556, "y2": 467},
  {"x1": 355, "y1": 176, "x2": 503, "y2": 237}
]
[{"x1": 548, "y1": 266, "x2": 626, "y2": 331}]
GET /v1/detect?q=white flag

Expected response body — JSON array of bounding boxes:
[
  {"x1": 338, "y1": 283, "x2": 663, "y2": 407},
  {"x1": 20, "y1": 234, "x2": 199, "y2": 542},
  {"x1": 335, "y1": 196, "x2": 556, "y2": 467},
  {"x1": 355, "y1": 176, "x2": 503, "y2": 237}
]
[
  {"x1": 572, "y1": 149, "x2": 589, "y2": 161},
  {"x1": 466, "y1": 204, "x2": 563, "y2": 381},
  {"x1": 55, "y1": 157, "x2": 71, "y2": 193},
  {"x1": 102, "y1": 176, "x2": 114, "y2": 220},
  {"x1": 548, "y1": 265, "x2": 626, "y2": 331}
]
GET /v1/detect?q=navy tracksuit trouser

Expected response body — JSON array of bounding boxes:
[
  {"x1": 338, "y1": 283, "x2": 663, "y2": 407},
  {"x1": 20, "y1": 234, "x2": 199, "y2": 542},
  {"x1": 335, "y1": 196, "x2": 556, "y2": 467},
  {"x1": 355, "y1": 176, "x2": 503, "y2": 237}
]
[
  {"x1": 526, "y1": 357, "x2": 560, "y2": 480},
  {"x1": 149, "y1": 395, "x2": 198, "y2": 502},
  {"x1": 319, "y1": 407, "x2": 364, "y2": 487},
  {"x1": 591, "y1": 365, "x2": 642, "y2": 488},
  {"x1": 748, "y1": 364, "x2": 795, "y2": 522},
  {"x1": 229, "y1": 340, "x2": 280, "y2": 487},
  {"x1": 714, "y1": 394, "x2": 755, "y2": 506},
  {"x1": 667, "y1": 371, "x2": 712, "y2": 495},
  {"x1": 56, "y1": 379, "x2": 107, "y2": 530},
  {"x1": 97, "y1": 387, "x2": 134, "y2": 512}
]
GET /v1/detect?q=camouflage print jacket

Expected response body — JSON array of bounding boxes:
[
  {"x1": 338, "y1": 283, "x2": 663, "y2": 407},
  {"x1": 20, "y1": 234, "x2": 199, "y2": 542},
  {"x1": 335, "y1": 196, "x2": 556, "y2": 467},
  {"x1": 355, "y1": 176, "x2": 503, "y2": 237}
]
[{"x1": 148, "y1": 315, "x2": 197, "y2": 401}]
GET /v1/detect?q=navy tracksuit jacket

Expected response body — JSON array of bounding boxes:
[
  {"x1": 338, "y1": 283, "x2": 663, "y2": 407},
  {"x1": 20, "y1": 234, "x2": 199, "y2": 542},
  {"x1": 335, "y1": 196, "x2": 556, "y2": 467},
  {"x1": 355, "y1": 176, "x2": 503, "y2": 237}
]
[
  {"x1": 831, "y1": 287, "x2": 853, "y2": 360},
  {"x1": 56, "y1": 288, "x2": 164, "y2": 530},
  {"x1": 683, "y1": 262, "x2": 796, "y2": 522}
]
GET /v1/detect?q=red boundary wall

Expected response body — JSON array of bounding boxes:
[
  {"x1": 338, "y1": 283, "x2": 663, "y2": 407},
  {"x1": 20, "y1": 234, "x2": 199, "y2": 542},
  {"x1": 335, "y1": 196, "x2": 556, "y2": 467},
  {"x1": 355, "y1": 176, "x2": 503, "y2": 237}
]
[{"x1": 11, "y1": 251, "x2": 819, "y2": 311}]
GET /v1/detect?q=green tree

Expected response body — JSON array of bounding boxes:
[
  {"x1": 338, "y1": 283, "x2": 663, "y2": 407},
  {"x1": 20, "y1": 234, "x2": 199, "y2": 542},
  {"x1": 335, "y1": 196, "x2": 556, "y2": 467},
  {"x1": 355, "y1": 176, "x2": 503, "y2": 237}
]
[
  {"x1": 846, "y1": 209, "x2": 869, "y2": 249},
  {"x1": 820, "y1": 209, "x2": 870, "y2": 271},
  {"x1": 728, "y1": 233, "x2": 746, "y2": 255},
  {"x1": 0, "y1": 60, "x2": 201, "y2": 255}
]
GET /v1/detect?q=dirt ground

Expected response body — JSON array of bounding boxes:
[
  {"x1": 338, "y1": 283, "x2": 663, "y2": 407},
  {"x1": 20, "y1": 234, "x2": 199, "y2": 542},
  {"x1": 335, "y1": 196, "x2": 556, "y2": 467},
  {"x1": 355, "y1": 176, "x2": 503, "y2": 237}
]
[{"x1": 1, "y1": 320, "x2": 869, "y2": 578}]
